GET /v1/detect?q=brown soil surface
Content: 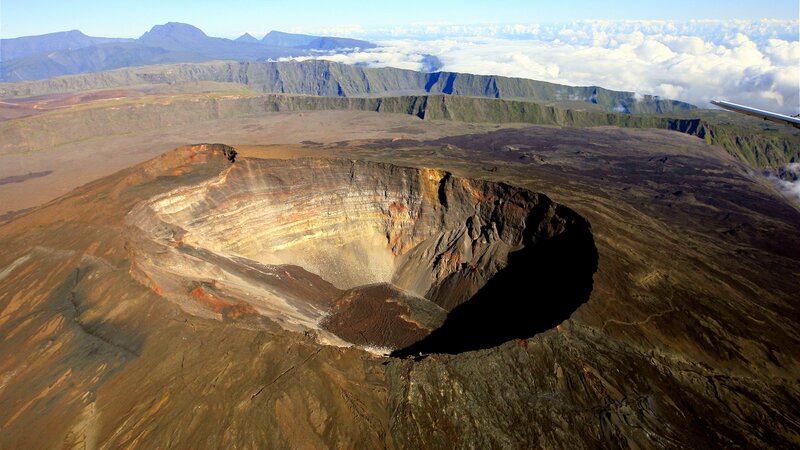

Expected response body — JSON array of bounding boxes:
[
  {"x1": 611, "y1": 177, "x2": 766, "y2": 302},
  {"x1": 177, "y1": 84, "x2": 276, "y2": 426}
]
[{"x1": 0, "y1": 123, "x2": 798, "y2": 447}]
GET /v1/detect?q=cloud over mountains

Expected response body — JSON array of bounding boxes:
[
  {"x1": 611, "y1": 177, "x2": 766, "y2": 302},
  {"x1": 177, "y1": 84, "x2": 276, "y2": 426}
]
[{"x1": 289, "y1": 20, "x2": 799, "y2": 114}]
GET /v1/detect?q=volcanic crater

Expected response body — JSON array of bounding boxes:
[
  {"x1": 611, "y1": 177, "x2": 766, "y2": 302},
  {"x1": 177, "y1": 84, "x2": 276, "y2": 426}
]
[{"x1": 126, "y1": 153, "x2": 597, "y2": 354}]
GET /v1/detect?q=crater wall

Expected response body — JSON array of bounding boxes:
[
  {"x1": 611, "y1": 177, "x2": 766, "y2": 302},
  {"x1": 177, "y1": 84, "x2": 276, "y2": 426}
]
[{"x1": 126, "y1": 155, "x2": 597, "y2": 352}]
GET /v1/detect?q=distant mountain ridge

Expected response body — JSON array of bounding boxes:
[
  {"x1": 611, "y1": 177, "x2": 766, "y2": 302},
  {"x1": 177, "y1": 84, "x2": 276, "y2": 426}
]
[
  {"x1": 261, "y1": 31, "x2": 373, "y2": 50},
  {"x1": 235, "y1": 33, "x2": 260, "y2": 43},
  {"x1": 0, "y1": 23, "x2": 376, "y2": 82},
  {"x1": 0, "y1": 30, "x2": 133, "y2": 61},
  {"x1": 261, "y1": 31, "x2": 317, "y2": 47},
  {"x1": 138, "y1": 22, "x2": 210, "y2": 48},
  {"x1": 0, "y1": 59, "x2": 696, "y2": 115}
]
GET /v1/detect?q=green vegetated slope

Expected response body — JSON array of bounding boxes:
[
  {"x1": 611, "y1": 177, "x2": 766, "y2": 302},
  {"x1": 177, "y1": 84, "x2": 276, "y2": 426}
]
[
  {"x1": 399, "y1": 95, "x2": 799, "y2": 168},
  {"x1": 2, "y1": 92, "x2": 796, "y2": 169},
  {"x1": 0, "y1": 60, "x2": 694, "y2": 114}
]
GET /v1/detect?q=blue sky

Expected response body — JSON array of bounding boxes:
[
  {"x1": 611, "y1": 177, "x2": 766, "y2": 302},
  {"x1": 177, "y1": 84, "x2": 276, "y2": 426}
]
[{"x1": 2, "y1": 0, "x2": 798, "y2": 38}]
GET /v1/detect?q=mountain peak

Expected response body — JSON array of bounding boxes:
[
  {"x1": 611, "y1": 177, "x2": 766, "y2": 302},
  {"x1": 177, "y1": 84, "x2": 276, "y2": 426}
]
[
  {"x1": 139, "y1": 22, "x2": 207, "y2": 42},
  {"x1": 235, "y1": 33, "x2": 259, "y2": 43},
  {"x1": 261, "y1": 30, "x2": 316, "y2": 47}
]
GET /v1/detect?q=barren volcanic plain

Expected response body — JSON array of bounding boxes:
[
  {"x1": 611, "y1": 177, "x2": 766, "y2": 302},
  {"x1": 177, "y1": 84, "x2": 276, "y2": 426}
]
[{"x1": 0, "y1": 64, "x2": 799, "y2": 448}]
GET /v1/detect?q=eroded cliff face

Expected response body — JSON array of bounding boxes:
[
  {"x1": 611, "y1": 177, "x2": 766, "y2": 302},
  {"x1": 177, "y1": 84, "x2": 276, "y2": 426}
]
[{"x1": 126, "y1": 156, "x2": 595, "y2": 352}]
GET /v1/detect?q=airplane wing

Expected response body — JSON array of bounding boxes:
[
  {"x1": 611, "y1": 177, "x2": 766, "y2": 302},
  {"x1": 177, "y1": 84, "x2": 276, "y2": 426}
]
[{"x1": 711, "y1": 100, "x2": 800, "y2": 129}]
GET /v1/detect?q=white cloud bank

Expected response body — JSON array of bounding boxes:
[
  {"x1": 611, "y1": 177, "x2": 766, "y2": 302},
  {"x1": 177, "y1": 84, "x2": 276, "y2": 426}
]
[
  {"x1": 767, "y1": 163, "x2": 800, "y2": 204},
  {"x1": 287, "y1": 20, "x2": 800, "y2": 114}
]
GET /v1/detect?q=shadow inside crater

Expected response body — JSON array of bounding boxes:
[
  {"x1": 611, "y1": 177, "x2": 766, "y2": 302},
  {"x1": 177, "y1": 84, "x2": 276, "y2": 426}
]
[{"x1": 392, "y1": 217, "x2": 598, "y2": 357}]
